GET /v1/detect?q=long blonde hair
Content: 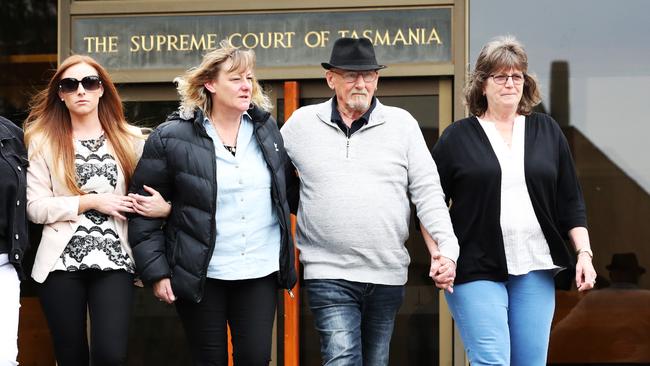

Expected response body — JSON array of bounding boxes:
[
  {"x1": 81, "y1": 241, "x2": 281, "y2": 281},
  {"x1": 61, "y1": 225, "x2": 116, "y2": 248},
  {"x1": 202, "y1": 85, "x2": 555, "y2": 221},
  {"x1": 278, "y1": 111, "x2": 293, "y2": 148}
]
[
  {"x1": 175, "y1": 39, "x2": 271, "y2": 119},
  {"x1": 24, "y1": 55, "x2": 140, "y2": 194}
]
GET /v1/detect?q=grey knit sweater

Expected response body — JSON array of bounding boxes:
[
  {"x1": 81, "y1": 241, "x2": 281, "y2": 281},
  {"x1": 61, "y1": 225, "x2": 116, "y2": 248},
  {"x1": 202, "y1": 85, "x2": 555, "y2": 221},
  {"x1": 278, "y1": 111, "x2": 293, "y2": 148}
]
[{"x1": 281, "y1": 98, "x2": 459, "y2": 285}]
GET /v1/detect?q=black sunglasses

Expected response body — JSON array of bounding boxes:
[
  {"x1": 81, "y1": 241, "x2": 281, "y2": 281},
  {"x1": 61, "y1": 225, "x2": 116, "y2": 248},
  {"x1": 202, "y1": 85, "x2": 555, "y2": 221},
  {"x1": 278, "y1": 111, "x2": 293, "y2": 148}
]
[{"x1": 58, "y1": 76, "x2": 102, "y2": 93}]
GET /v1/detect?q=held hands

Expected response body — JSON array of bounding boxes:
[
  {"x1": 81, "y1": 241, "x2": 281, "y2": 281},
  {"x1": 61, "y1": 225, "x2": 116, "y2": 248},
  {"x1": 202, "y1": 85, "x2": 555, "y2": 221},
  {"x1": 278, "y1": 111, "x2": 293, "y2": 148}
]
[
  {"x1": 128, "y1": 185, "x2": 172, "y2": 218},
  {"x1": 430, "y1": 251, "x2": 456, "y2": 293},
  {"x1": 576, "y1": 253, "x2": 597, "y2": 291},
  {"x1": 81, "y1": 184, "x2": 170, "y2": 220},
  {"x1": 153, "y1": 278, "x2": 176, "y2": 304},
  {"x1": 86, "y1": 193, "x2": 136, "y2": 220}
]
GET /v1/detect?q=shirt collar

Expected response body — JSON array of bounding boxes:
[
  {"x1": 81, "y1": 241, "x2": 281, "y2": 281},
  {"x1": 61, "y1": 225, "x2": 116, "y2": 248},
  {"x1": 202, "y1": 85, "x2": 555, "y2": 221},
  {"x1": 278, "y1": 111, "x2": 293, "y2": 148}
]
[
  {"x1": 330, "y1": 96, "x2": 377, "y2": 125},
  {"x1": 203, "y1": 111, "x2": 252, "y2": 126}
]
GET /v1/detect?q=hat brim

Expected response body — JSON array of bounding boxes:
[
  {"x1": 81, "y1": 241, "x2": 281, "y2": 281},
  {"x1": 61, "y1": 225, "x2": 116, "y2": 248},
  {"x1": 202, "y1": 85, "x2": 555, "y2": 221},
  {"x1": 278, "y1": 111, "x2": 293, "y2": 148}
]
[
  {"x1": 321, "y1": 62, "x2": 387, "y2": 71},
  {"x1": 606, "y1": 264, "x2": 646, "y2": 274}
]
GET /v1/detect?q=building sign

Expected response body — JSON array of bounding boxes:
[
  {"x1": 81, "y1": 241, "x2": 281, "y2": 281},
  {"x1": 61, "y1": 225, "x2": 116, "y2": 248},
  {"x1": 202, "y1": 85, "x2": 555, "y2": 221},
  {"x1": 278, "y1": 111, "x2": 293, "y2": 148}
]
[{"x1": 71, "y1": 8, "x2": 451, "y2": 70}]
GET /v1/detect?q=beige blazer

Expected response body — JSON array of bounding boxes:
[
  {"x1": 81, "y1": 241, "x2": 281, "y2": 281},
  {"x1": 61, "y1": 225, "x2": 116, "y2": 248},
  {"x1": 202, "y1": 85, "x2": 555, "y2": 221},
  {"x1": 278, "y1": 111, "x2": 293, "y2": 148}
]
[{"x1": 27, "y1": 127, "x2": 145, "y2": 283}]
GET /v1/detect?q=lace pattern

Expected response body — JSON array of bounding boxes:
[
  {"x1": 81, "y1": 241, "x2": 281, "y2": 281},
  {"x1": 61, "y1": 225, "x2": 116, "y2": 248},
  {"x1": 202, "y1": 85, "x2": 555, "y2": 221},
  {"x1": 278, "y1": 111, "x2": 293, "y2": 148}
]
[{"x1": 53, "y1": 134, "x2": 134, "y2": 273}]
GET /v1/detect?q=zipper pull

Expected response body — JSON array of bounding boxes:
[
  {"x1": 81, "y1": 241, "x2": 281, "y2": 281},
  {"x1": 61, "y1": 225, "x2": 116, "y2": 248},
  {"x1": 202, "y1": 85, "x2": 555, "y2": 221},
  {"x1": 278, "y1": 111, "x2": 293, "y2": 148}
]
[
  {"x1": 287, "y1": 289, "x2": 295, "y2": 298},
  {"x1": 346, "y1": 139, "x2": 350, "y2": 158}
]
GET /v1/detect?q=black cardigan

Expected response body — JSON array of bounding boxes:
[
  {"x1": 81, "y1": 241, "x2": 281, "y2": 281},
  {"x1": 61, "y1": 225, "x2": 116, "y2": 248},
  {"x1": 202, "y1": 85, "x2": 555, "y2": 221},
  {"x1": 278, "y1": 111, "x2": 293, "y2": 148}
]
[{"x1": 431, "y1": 112, "x2": 587, "y2": 285}]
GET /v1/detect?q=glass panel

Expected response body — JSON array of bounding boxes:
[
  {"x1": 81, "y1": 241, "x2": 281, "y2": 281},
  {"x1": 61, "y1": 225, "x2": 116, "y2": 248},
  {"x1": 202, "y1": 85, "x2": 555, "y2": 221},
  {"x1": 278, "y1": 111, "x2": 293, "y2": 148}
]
[
  {"x1": 0, "y1": 0, "x2": 57, "y2": 56},
  {"x1": 127, "y1": 288, "x2": 192, "y2": 364},
  {"x1": 470, "y1": 1, "x2": 650, "y2": 364},
  {"x1": 123, "y1": 100, "x2": 178, "y2": 130},
  {"x1": 294, "y1": 95, "x2": 442, "y2": 365}
]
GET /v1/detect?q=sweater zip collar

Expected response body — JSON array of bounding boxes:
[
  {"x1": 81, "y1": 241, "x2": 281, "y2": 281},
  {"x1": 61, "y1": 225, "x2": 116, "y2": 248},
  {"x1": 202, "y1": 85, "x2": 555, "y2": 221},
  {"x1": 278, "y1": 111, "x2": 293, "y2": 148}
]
[{"x1": 316, "y1": 97, "x2": 386, "y2": 133}]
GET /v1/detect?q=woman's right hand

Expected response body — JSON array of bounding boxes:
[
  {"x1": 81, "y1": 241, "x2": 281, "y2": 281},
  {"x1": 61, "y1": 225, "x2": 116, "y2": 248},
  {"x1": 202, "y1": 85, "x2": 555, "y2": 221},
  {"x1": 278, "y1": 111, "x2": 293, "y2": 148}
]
[
  {"x1": 153, "y1": 278, "x2": 176, "y2": 304},
  {"x1": 128, "y1": 185, "x2": 171, "y2": 218},
  {"x1": 79, "y1": 193, "x2": 135, "y2": 220},
  {"x1": 430, "y1": 251, "x2": 456, "y2": 293}
]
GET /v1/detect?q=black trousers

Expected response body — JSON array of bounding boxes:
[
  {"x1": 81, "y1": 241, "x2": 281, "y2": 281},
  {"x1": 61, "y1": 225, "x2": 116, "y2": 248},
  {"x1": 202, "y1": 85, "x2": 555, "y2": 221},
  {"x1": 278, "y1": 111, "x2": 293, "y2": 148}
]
[
  {"x1": 38, "y1": 269, "x2": 134, "y2": 366},
  {"x1": 175, "y1": 272, "x2": 278, "y2": 366}
]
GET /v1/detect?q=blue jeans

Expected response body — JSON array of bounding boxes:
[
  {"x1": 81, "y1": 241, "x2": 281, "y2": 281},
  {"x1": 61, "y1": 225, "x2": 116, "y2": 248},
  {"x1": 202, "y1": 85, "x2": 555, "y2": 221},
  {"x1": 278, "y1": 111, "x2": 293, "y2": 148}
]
[
  {"x1": 445, "y1": 270, "x2": 555, "y2": 366},
  {"x1": 305, "y1": 279, "x2": 405, "y2": 366}
]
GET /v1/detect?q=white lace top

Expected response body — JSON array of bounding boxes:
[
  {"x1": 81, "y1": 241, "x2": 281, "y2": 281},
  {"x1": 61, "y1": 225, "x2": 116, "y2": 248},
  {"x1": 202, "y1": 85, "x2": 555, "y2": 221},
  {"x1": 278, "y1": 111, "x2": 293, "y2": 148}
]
[{"x1": 53, "y1": 134, "x2": 134, "y2": 273}]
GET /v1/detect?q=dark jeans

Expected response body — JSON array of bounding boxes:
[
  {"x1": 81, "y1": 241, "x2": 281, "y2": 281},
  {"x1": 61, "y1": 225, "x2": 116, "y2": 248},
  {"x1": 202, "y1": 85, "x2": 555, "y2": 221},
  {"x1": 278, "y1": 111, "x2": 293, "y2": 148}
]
[
  {"x1": 305, "y1": 279, "x2": 405, "y2": 366},
  {"x1": 175, "y1": 273, "x2": 278, "y2": 366},
  {"x1": 38, "y1": 269, "x2": 134, "y2": 366}
]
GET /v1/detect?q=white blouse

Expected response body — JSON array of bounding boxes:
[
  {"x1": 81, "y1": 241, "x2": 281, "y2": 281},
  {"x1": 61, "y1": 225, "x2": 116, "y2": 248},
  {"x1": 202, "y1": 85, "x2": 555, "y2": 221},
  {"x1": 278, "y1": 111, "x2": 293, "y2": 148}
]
[{"x1": 477, "y1": 115, "x2": 558, "y2": 276}]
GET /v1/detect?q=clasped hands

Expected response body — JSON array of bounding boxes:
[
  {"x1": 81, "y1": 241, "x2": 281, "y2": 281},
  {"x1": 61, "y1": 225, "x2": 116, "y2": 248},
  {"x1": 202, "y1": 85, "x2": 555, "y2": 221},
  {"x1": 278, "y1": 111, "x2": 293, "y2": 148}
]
[
  {"x1": 88, "y1": 185, "x2": 170, "y2": 220},
  {"x1": 430, "y1": 251, "x2": 456, "y2": 293}
]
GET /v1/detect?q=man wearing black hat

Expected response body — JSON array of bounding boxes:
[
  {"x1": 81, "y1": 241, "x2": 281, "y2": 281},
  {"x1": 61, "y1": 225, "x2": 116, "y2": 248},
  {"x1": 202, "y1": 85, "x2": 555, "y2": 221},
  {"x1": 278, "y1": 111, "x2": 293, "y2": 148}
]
[
  {"x1": 607, "y1": 252, "x2": 646, "y2": 288},
  {"x1": 281, "y1": 37, "x2": 458, "y2": 365}
]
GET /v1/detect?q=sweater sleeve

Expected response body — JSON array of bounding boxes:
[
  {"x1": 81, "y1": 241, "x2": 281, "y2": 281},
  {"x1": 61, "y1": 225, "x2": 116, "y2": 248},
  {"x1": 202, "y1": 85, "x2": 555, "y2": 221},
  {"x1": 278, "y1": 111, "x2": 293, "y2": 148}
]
[
  {"x1": 128, "y1": 129, "x2": 173, "y2": 283},
  {"x1": 405, "y1": 117, "x2": 459, "y2": 262},
  {"x1": 25, "y1": 143, "x2": 80, "y2": 224},
  {"x1": 280, "y1": 112, "x2": 300, "y2": 214},
  {"x1": 431, "y1": 128, "x2": 453, "y2": 206},
  {"x1": 556, "y1": 125, "x2": 588, "y2": 236}
]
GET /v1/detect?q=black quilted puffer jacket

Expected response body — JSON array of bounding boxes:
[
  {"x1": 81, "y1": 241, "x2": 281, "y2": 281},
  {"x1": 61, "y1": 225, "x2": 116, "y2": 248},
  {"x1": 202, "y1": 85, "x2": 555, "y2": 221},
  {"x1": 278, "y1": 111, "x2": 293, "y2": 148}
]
[{"x1": 128, "y1": 105, "x2": 298, "y2": 303}]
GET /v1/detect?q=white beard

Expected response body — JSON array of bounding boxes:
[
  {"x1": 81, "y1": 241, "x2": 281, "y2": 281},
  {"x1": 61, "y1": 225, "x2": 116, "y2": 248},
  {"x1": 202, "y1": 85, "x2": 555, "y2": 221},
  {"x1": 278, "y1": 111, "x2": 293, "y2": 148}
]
[{"x1": 346, "y1": 96, "x2": 370, "y2": 113}]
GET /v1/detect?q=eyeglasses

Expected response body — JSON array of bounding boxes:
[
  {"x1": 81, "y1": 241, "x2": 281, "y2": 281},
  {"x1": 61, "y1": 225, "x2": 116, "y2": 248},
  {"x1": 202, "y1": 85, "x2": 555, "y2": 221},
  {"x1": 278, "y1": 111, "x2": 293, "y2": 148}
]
[
  {"x1": 490, "y1": 73, "x2": 525, "y2": 85},
  {"x1": 58, "y1": 76, "x2": 102, "y2": 93},
  {"x1": 331, "y1": 70, "x2": 378, "y2": 83}
]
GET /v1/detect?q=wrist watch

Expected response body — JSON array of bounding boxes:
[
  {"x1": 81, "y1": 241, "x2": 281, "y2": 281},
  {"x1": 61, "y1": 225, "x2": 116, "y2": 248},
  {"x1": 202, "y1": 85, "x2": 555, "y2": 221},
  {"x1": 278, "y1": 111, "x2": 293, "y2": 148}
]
[{"x1": 576, "y1": 248, "x2": 593, "y2": 259}]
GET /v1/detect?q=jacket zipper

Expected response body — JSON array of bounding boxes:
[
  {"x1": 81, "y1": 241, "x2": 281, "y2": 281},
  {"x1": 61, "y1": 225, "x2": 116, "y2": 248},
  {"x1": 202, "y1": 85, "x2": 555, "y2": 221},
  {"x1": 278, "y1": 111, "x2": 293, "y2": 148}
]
[
  {"x1": 254, "y1": 124, "x2": 292, "y2": 293},
  {"x1": 346, "y1": 126, "x2": 351, "y2": 158},
  {"x1": 196, "y1": 121, "x2": 219, "y2": 303}
]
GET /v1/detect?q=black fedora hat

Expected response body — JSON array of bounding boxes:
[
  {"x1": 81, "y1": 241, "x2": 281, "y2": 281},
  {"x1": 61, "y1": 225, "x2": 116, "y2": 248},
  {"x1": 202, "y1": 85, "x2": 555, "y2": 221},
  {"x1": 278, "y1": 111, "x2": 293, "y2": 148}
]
[
  {"x1": 321, "y1": 37, "x2": 386, "y2": 71},
  {"x1": 606, "y1": 253, "x2": 646, "y2": 274}
]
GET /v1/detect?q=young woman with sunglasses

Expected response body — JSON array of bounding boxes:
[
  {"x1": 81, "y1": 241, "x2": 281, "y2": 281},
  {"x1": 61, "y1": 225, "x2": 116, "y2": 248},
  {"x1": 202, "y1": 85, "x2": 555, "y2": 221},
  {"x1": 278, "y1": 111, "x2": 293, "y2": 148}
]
[{"x1": 24, "y1": 55, "x2": 170, "y2": 366}]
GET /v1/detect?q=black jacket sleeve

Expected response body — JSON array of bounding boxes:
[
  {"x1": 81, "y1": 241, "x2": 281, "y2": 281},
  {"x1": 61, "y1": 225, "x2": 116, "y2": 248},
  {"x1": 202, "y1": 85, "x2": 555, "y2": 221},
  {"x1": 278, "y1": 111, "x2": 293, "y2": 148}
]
[
  {"x1": 128, "y1": 129, "x2": 173, "y2": 284},
  {"x1": 555, "y1": 126, "x2": 588, "y2": 235},
  {"x1": 286, "y1": 161, "x2": 300, "y2": 215}
]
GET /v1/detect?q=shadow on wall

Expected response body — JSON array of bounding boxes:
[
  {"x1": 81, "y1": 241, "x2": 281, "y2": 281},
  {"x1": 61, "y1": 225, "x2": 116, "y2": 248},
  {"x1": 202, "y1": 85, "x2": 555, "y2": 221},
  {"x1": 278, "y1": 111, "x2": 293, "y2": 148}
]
[
  {"x1": 544, "y1": 60, "x2": 650, "y2": 291},
  {"x1": 547, "y1": 61, "x2": 650, "y2": 365}
]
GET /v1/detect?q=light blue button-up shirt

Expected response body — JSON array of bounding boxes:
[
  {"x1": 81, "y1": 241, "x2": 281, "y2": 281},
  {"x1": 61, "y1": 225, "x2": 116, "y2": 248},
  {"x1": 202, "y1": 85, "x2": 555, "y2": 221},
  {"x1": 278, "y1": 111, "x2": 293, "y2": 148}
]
[{"x1": 203, "y1": 113, "x2": 280, "y2": 280}]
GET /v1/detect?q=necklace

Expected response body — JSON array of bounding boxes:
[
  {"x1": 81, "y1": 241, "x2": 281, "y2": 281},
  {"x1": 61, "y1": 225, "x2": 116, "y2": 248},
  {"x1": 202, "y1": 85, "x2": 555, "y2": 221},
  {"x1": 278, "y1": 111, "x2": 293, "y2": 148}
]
[
  {"x1": 223, "y1": 144, "x2": 237, "y2": 156},
  {"x1": 213, "y1": 118, "x2": 241, "y2": 157}
]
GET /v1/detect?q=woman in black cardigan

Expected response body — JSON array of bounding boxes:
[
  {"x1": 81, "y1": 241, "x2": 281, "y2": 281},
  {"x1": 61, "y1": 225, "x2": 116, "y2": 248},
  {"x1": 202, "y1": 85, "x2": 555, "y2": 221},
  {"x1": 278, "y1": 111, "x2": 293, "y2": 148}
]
[{"x1": 429, "y1": 36, "x2": 597, "y2": 366}]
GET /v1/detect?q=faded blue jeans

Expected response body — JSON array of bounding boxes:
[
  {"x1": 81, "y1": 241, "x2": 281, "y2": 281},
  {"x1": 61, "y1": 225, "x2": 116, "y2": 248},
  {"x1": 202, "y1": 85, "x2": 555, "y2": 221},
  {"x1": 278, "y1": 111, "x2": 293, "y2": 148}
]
[
  {"x1": 445, "y1": 270, "x2": 556, "y2": 366},
  {"x1": 305, "y1": 279, "x2": 405, "y2": 366}
]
